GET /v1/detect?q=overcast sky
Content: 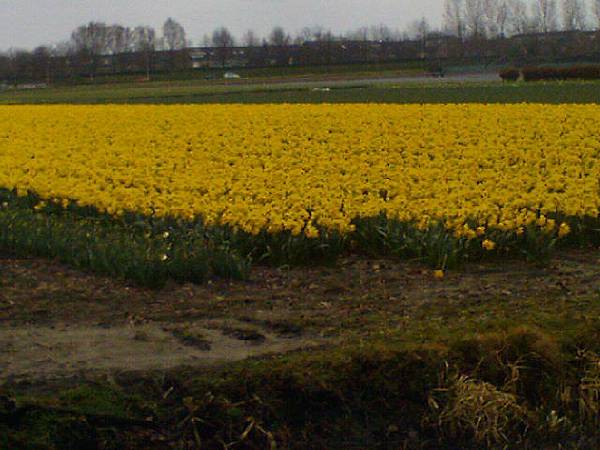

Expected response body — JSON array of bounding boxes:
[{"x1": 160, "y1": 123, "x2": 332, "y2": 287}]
[{"x1": 1, "y1": 0, "x2": 443, "y2": 50}]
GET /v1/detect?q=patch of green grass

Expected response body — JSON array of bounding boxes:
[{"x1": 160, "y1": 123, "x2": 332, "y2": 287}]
[
  {"x1": 175, "y1": 81, "x2": 600, "y2": 105},
  {"x1": 16, "y1": 385, "x2": 136, "y2": 420},
  {"x1": 48, "y1": 61, "x2": 426, "y2": 86},
  {"x1": 2, "y1": 383, "x2": 158, "y2": 450},
  {"x1": 3, "y1": 79, "x2": 600, "y2": 105}
]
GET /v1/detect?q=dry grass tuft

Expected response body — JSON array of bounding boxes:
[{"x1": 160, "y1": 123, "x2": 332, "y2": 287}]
[
  {"x1": 578, "y1": 350, "x2": 600, "y2": 428},
  {"x1": 431, "y1": 374, "x2": 528, "y2": 447}
]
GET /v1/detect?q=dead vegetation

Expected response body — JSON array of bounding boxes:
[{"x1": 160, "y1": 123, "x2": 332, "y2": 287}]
[
  {"x1": 430, "y1": 373, "x2": 528, "y2": 447},
  {"x1": 579, "y1": 350, "x2": 600, "y2": 428},
  {"x1": 1, "y1": 250, "x2": 600, "y2": 448}
]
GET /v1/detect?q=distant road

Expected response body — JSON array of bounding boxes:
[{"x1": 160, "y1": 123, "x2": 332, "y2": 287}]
[
  {"x1": 233, "y1": 72, "x2": 501, "y2": 90},
  {"x1": 350, "y1": 72, "x2": 500, "y2": 84}
]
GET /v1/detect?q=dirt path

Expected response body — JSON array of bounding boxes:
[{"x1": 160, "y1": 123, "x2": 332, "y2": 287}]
[
  {"x1": 1, "y1": 250, "x2": 599, "y2": 382},
  {"x1": 0, "y1": 322, "x2": 326, "y2": 382}
]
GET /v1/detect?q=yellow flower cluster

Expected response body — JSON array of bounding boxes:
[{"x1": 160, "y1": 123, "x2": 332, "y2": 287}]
[{"x1": 0, "y1": 104, "x2": 598, "y2": 238}]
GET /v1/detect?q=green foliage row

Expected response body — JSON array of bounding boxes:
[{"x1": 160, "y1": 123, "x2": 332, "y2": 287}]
[
  {"x1": 0, "y1": 192, "x2": 250, "y2": 288},
  {"x1": 1, "y1": 188, "x2": 598, "y2": 286},
  {"x1": 352, "y1": 213, "x2": 598, "y2": 269},
  {"x1": 499, "y1": 67, "x2": 520, "y2": 81},
  {"x1": 500, "y1": 65, "x2": 600, "y2": 82},
  {"x1": 522, "y1": 65, "x2": 600, "y2": 82}
]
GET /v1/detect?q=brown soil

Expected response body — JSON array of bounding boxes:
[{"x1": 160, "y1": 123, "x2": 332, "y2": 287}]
[
  {"x1": 0, "y1": 323, "x2": 325, "y2": 382},
  {"x1": 1, "y1": 250, "x2": 599, "y2": 382}
]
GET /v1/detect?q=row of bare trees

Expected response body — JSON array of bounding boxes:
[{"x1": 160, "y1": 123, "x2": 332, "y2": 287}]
[
  {"x1": 0, "y1": 18, "x2": 189, "y2": 84},
  {"x1": 67, "y1": 18, "x2": 188, "y2": 79},
  {"x1": 3, "y1": 1, "x2": 600, "y2": 85},
  {"x1": 444, "y1": 0, "x2": 600, "y2": 38}
]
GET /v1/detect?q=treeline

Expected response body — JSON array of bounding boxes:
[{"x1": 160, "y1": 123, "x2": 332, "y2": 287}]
[
  {"x1": 443, "y1": 0, "x2": 600, "y2": 38},
  {"x1": 2, "y1": 0, "x2": 600, "y2": 85}
]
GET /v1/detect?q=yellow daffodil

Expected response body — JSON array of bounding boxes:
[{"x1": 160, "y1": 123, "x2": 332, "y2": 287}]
[{"x1": 0, "y1": 104, "x2": 598, "y2": 240}]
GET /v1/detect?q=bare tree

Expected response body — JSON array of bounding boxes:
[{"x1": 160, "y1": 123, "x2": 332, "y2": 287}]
[
  {"x1": 163, "y1": 18, "x2": 186, "y2": 51},
  {"x1": 369, "y1": 24, "x2": 396, "y2": 41},
  {"x1": 107, "y1": 25, "x2": 132, "y2": 54},
  {"x1": 71, "y1": 22, "x2": 109, "y2": 55},
  {"x1": 132, "y1": 26, "x2": 156, "y2": 52},
  {"x1": 298, "y1": 27, "x2": 314, "y2": 42},
  {"x1": 31, "y1": 46, "x2": 52, "y2": 83},
  {"x1": 464, "y1": 0, "x2": 487, "y2": 37},
  {"x1": 407, "y1": 18, "x2": 430, "y2": 58},
  {"x1": 107, "y1": 25, "x2": 133, "y2": 73},
  {"x1": 268, "y1": 26, "x2": 291, "y2": 65},
  {"x1": 53, "y1": 40, "x2": 73, "y2": 57},
  {"x1": 316, "y1": 30, "x2": 337, "y2": 64},
  {"x1": 212, "y1": 27, "x2": 235, "y2": 67},
  {"x1": 507, "y1": 0, "x2": 534, "y2": 33},
  {"x1": 594, "y1": 0, "x2": 600, "y2": 28},
  {"x1": 242, "y1": 30, "x2": 260, "y2": 47},
  {"x1": 483, "y1": 0, "x2": 510, "y2": 36},
  {"x1": 407, "y1": 17, "x2": 431, "y2": 40},
  {"x1": 242, "y1": 30, "x2": 261, "y2": 66},
  {"x1": 6, "y1": 48, "x2": 35, "y2": 84},
  {"x1": 297, "y1": 25, "x2": 328, "y2": 43},
  {"x1": 345, "y1": 27, "x2": 369, "y2": 41},
  {"x1": 498, "y1": 0, "x2": 510, "y2": 35},
  {"x1": 4, "y1": 49, "x2": 17, "y2": 84},
  {"x1": 212, "y1": 27, "x2": 235, "y2": 47},
  {"x1": 132, "y1": 26, "x2": 156, "y2": 80},
  {"x1": 0, "y1": 52, "x2": 11, "y2": 83},
  {"x1": 269, "y1": 26, "x2": 290, "y2": 46},
  {"x1": 201, "y1": 34, "x2": 212, "y2": 47},
  {"x1": 162, "y1": 18, "x2": 186, "y2": 71},
  {"x1": 561, "y1": 0, "x2": 586, "y2": 30},
  {"x1": 71, "y1": 22, "x2": 110, "y2": 80},
  {"x1": 444, "y1": 0, "x2": 465, "y2": 38},
  {"x1": 292, "y1": 34, "x2": 304, "y2": 45},
  {"x1": 534, "y1": 0, "x2": 559, "y2": 32}
]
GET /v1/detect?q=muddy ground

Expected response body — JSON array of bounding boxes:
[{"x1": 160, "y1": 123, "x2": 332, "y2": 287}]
[{"x1": 1, "y1": 250, "x2": 599, "y2": 384}]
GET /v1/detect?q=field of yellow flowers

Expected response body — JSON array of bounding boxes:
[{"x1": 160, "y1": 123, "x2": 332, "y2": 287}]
[{"x1": 0, "y1": 104, "x2": 599, "y2": 285}]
